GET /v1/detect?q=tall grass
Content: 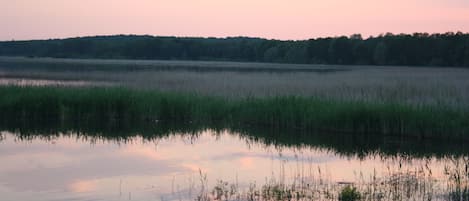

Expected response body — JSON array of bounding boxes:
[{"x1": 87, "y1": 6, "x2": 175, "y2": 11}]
[
  {"x1": 193, "y1": 157, "x2": 469, "y2": 201},
  {"x1": 190, "y1": 155, "x2": 469, "y2": 201},
  {"x1": 3, "y1": 57, "x2": 469, "y2": 107},
  {"x1": 1, "y1": 86, "x2": 469, "y2": 140}
]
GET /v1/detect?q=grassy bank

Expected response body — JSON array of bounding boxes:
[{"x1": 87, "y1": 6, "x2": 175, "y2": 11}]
[{"x1": 1, "y1": 86, "x2": 468, "y2": 140}]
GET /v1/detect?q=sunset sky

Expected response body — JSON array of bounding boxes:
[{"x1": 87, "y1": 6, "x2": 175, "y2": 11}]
[{"x1": 1, "y1": 0, "x2": 469, "y2": 41}]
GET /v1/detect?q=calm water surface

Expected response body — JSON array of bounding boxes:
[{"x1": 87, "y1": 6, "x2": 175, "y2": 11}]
[
  {"x1": 0, "y1": 130, "x2": 465, "y2": 201},
  {"x1": 1, "y1": 59, "x2": 469, "y2": 200}
]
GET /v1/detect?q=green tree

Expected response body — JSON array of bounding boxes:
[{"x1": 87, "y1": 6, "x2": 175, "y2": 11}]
[
  {"x1": 263, "y1": 46, "x2": 281, "y2": 62},
  {"x1": 373, "y1": 42, "x2": 387, "y2": 65},
  {"x1": 284, "y1": 44, "x2": 307, "y2": 63},
  {"x1": 464, "y1": 40, "x2": 469, "y2": 67},
  {"x1": 1, "y1": 33, "x2": 469, "y2": 67}
]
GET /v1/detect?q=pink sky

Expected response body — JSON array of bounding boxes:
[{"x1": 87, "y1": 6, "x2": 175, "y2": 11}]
[{"x1": 1, "y1": 0, "x2": 469, "y2": 41}]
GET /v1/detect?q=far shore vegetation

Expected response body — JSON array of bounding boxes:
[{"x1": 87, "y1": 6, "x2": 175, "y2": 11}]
[{"x1": 1, "y1": 32, "x2": 468, "y2": 67}]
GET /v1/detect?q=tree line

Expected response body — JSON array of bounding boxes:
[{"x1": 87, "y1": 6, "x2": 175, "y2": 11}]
[{"x1": 0, "y1": 32, "x2": 468, "y2": 67}]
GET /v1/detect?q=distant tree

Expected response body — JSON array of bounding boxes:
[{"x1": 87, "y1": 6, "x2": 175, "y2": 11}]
[
  {"x1": 0, "y1": 33, "x2": 469, "y2": 67},
  {"x1": 263, "y1": 46, "x2": 280, "y2": 62},
  {"x1": 373, "y1": 42, "x2": 387, "y2": 65},
  {"x1": 328, "y1": 37, "x2": 353, "y2": 64},
  {"x1": 306, "y1": 39, "x2": 330, "y2": 64},
  {"x1": 284, "y1": 44, "x2": 308, "y2": 63},
  {"x1": 464, "y1": 40, "x2": 469, "y2": 67},
  {"x1": 350, "y1": 34, "x2": 363, "y2": 40}
]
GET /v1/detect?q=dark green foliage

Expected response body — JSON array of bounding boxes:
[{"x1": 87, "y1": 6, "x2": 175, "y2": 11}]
[
  {"x1": 339, "y1": 186, "x2": 361, "y2": 201},
  {"x1": 1, "y1": 86, "x2": 469, "y2": 140},
  {"x1": 0, "y1": 32, "x2": 469, "y2": 67},
  {"x1": 3, "y1": 87, "x2": 469, "y2": 158}
]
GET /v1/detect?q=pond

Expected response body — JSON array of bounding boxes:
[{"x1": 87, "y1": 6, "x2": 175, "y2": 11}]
[
  {"x1": 1, "y1": 58, "x2": 469, "y2": 201},
  {"x1": 1, "y1": 129, "x2": 468, "y2": 201}
]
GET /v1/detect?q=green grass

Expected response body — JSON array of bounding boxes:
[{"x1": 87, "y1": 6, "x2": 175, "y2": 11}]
[
  {"x1": 1, "y1": 86, "x2": 469, "y2": 140},
  {"x1": 3, "y1": 56, "x2": 469, "y2": 105},
  {"x1": 339, "y1": 186, "x2": 361, "y2": 201}
]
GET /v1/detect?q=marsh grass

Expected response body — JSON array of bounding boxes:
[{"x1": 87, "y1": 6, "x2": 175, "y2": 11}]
[
  {"x1": 339, "y1": 186, "x2": 361, "y2": 201},
  {"x1": 3, "y1": 57, "x2": 469, "y2": 108},
  {"x1": 1, "y1": 86, "x2": 469, "y2": 140},
  {"x1": 444, "y1": 157, "x2": 469, "y2": 201},
  {"x1": 194, "y1": 157, "x2": 469, "y2": 201}
]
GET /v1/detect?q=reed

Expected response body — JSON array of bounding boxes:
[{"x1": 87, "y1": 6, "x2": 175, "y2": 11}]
[
  {"x1": 192, "y1": 157, "x2": 469, "y2": 201},
  {"x1": 1, "y1": 86, "x2": 469, "y2": 140}
]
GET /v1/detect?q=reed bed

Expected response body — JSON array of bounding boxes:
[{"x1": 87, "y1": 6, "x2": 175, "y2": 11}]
[
  {"x1": 1, "y1": 86, "x2": 469, "y2": 140},
  {"x1": 3, "y1": 57, "x2": 469, "y2": 109},
  {"x1": 193, "y1": 157, "x2": 469, "y2": 201}
]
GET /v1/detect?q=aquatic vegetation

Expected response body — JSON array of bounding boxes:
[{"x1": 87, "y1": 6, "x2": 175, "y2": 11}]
[
  {"x1": 444, "y1": 157, "x2": 469, "y2": 201},
  {"x1": 1, "y1": 86, "x2": 469, "y2": 141},
  {"x1": 339, "y1": 186, "x2": 361, "y2": 201},
  {"x1": 3, "y1": 57, "x2": 469, "y2": 106},
  {"x1": 193, "y1": 158, "x2": 469, "y2": 201}
]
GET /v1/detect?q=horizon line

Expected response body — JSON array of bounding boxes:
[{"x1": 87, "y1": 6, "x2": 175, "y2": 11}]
[{"x1": 2, "y1": 31, "x2": 469, "y2": 42}]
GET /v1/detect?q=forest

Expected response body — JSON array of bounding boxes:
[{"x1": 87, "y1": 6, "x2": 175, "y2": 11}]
[{"x1": 0, "y1": 32, "x2": 468, "y2": 67}]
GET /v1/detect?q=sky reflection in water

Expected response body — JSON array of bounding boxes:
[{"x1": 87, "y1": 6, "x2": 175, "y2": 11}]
[{"x1": 0, "y1": 130, "x2": 456, "y2": 201}]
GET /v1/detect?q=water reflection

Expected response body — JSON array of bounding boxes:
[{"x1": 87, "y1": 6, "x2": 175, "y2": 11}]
[
  {"x1": 0, "y1": 77, "x2": 113, "y2": 87},
  {"x1": 0, "y1": 129, "x2": 468, "y2": 201}
]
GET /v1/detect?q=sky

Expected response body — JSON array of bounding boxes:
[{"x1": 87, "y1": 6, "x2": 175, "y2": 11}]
[{"x1": 1, "y1": 0, "x2": 469, "y2": 41}]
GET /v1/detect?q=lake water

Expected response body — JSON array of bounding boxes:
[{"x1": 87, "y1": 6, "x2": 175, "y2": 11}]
[
  {"x1": 0, "y1": 129, "x2": 467, "y2": 201},
  {"x1": 1, "y1": 58, "x2": 469, "y2": 200}
]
